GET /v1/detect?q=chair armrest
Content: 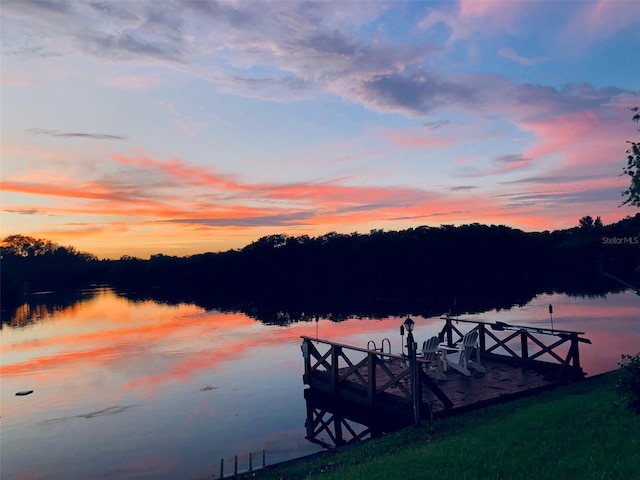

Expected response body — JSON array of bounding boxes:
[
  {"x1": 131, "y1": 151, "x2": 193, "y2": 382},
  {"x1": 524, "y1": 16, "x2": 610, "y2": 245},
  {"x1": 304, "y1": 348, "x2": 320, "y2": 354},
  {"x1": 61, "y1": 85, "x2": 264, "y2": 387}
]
[{"x1": 438, "y1": 346, "x2": 460, "y2": 352}]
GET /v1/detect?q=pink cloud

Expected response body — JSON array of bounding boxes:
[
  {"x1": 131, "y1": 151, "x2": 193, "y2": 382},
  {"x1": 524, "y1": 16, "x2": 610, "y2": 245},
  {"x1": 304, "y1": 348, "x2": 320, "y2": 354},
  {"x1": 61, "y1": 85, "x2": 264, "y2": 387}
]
[
  {"x1": 7, "y1": 150, "x2": 449, "y2": 223},
  {"x1": 383, "y1": 129, "x2": 453, "y2": 148},
  {"x1": 419, "y1": 0, "x2": 529, "y2": 43},
  {"x1": 112, "y1": 152, "x2": 243, "y2": 191},
  {"x1": 419, "y1": 1, "x2": 636, "y2": 53},
  {"x1": 519, "y1": 110, "x2": 629, "y2": 168},
  {"x1": 3, "y1": 119, "x2": 635, "y2": 260},
  {"x1": 562, "y1": 1, "x2": 640, "y2": 47}
]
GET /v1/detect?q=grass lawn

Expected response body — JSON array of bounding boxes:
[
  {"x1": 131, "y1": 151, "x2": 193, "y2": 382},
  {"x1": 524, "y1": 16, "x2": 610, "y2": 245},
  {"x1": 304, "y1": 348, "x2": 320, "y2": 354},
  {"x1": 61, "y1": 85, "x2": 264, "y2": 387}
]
[{"x1": 243, "y1": 372, "x2": 639, "y2": 480}]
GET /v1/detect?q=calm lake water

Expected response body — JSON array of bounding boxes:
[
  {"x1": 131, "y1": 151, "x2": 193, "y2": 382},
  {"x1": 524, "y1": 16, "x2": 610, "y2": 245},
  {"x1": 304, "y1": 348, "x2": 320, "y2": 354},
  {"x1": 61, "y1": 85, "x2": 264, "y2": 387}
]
[{"x1": 1, "y1": 288, "x2": 638, "y2": 479}]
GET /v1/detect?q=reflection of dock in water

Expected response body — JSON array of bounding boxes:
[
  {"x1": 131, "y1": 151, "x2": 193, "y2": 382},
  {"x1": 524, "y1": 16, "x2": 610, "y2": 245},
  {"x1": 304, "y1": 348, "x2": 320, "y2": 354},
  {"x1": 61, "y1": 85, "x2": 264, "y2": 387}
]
[{"x1": 302, "y1": 316, "x2": 591, "y2": 448}]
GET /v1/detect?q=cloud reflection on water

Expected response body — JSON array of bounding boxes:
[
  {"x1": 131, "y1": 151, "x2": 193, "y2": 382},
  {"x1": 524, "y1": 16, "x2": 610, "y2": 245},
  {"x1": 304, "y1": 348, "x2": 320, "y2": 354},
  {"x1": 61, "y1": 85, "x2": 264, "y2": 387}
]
[{"x1": 1, "y1": 288, "x2": 638, "y2": 479}]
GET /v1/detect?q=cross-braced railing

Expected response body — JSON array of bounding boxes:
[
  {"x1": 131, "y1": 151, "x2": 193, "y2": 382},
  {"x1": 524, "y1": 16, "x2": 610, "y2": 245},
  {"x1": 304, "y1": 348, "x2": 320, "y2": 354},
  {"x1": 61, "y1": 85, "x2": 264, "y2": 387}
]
[
  {"x1": 301, "y1": 336, "x2": 454, "y2": 418},
  {"x1": 438, "y1": 317, "x2": 591, "y2": 379},
  {"x1": 304, "y1": 404, "x2": 375, "y2": 448}
]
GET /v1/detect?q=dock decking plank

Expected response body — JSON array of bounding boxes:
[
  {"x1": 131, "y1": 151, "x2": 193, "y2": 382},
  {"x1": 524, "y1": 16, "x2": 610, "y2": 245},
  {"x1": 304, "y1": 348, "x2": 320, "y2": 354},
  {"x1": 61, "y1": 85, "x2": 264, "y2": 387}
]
[{"x1": 328, "y1": 355, "x2": 563, "y2": 418}]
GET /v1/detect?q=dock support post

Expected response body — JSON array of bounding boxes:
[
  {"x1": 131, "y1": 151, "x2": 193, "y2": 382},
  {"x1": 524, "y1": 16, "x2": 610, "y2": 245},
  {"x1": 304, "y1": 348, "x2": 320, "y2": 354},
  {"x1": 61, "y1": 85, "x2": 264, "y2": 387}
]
[
  {"x1": 404, "y1": 318, "x2": 421, "y2": 427},
  {"x1": 571, "y1": 334, "x2": 581, "y2": 371},
  {"x1": 331, "y1": 345, "x2": 341, "y2": 393},
  {"x1": 219, "y1": 458, "x2": 224, "y2": 479},
  {"x1": 445, "y1": 317, "x2": 453, "y2": 346},
  {"x1": 560, "y1": 334, "x2": 582, "y2": 379},
  {"x1": 478, "y1": 323, "x2": 486, "y2": 353},
  {"x1": 521, "y1": 330, "x2": 528, "y2": 360},
  {"x1": 334, "y1": 415, "x2": 344, "y2": 445},
  {"x1": 302, "y1": 338, "x2": 311, "y2": 379},
  {"x1": 367, "y1": 351, "x2": 376, "y2": 406}
]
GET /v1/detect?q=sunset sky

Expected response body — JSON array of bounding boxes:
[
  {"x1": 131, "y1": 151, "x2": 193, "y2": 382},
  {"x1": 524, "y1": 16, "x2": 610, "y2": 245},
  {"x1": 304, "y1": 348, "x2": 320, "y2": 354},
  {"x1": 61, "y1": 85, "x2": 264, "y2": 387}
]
[{"x1": 2, "y1": 1, "x2": 639, "y2": 259}]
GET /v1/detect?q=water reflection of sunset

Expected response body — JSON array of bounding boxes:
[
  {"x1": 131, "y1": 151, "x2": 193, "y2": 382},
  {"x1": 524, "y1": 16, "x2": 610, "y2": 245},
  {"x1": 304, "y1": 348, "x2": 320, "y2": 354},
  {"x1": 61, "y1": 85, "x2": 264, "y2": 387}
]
[
  {"x1": 1, "y1": 288, "x2": 638, "y2": 480},
  {"x1": 3, "y1": 290, "x2": 638, "y2": 392}
]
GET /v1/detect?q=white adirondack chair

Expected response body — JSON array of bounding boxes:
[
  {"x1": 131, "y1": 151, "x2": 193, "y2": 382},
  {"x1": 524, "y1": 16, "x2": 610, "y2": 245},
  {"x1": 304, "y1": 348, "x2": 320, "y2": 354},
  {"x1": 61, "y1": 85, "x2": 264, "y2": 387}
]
[
  {"x1": 442, "y1": 330, "x2": 485, "y2": 376},
  {"x1": 421, "y1": 335, "x2": 446, "y2": 380}
]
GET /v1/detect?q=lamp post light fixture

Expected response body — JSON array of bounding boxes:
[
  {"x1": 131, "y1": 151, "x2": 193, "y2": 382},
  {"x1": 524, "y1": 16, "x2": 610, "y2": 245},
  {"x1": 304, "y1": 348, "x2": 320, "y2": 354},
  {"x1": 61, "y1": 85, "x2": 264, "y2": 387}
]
[
  {"x1": 403, "y1": 318, "x2": 416, "y2": 360},
  {"x1": 403, "y1": 318, "x2": 416, "y2": 357},
  {"x1": 403, "y1": 317, "x2": 414, "y2": 334}
]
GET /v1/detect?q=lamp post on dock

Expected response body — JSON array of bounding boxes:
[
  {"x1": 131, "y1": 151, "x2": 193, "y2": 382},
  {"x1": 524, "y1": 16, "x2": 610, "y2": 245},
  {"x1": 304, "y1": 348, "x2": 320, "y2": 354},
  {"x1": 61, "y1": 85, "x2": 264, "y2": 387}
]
[{"x1": 403, "y1": 317, "x2": 420, "y2": 427}]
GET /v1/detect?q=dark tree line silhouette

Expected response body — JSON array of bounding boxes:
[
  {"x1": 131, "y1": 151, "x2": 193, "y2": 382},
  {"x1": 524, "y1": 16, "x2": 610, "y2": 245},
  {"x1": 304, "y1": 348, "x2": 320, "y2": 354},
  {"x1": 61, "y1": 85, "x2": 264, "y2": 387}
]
[
  {"x1": 1, "y1": 235, "x2": 101, "y2": 304},
  {"x1": 2, "y1": 215, "x2": 639, "y2": 323}
]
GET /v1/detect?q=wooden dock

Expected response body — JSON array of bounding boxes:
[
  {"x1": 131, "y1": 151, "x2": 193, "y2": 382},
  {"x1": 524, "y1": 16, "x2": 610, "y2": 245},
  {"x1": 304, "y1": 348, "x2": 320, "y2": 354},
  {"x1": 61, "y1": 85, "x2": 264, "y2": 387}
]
[{"x1": 302, "y1": 316, "x2": 591, "y2": 447}]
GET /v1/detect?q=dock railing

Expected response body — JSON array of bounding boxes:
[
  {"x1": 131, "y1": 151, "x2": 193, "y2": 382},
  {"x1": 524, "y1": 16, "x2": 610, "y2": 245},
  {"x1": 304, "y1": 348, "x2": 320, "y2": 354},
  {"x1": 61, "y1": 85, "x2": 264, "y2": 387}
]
[
  {"x1": 438, "y1": 317, "x2": 591, "y2": 379},
  {"x1": 301, "y1": 317, "x2": 592, "y2": 436},
  {"x1": 301, "y1": 336, "x2": 454, "y2": 420},
  {"x1": 301, "y1": 317, "x2": 591, "y2": 430}
]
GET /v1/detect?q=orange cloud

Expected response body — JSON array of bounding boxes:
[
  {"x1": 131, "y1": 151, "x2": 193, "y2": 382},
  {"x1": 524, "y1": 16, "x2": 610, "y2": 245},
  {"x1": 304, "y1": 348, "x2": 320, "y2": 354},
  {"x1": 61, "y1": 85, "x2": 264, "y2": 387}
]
[
  {"x1": 112, "y1": 153, "x2": 244, "y2": 191},
  {"x1": 3, "y1": 128, "x2": 634, "y2": 260}
]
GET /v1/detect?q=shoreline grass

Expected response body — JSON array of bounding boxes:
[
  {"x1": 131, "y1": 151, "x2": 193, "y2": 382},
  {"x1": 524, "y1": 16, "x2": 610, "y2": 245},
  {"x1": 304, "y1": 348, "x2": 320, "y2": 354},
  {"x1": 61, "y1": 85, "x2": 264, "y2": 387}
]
[{"x1": 242, "y1": 372, "x2": 639, "y2": 480}]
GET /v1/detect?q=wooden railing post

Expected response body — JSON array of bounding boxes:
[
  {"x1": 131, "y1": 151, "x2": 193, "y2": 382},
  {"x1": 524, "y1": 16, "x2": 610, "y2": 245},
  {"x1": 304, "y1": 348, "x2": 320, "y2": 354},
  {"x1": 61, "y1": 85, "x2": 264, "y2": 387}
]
[
  {"x1": 560, "y1": 334, "x2": 581, "y2": 378},
  {"x1": 571, "y1": 334, "x2": 581, "y2": 371},
  {"x1": 367, "y1": 351, "x2": 376, "y2": 406},
  {"x1": 334, "y1": 415, "x2": 344, "y2": 445},
  {"x1": 331, "y1": 345, "x2": 341, "y2": 393},
  {"x1": 407, "y1": 334, "x2": 420, "y2": 427},
  {"x1": 302, "y1": 339, "x2": 311, "y2": 380},
  {"x1": 415, "y1": 349, "x2": 423, "y2": 408},
  {"x1": 478, "y1": 323, "x2": 486, "y2": 353},
  {"x1": 305, "y1": 399, "x2": 314, "y2": 437},
  {"x1": 520, "y1": 330, "x2": 528, "y2": 360}
]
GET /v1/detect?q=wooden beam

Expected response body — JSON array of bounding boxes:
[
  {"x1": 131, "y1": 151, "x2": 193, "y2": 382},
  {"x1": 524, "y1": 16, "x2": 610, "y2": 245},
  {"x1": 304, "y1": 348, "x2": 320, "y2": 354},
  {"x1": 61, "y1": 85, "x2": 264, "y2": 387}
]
[
  {"x1": 331, "y1": 345, "x2": 341, "y2": 393},
  {"x1": 367, "y1": 352, "x2": 376, "y2": 407},
  {"x1": 418, "y1": 369, "x2": 453, "y2": 409}
]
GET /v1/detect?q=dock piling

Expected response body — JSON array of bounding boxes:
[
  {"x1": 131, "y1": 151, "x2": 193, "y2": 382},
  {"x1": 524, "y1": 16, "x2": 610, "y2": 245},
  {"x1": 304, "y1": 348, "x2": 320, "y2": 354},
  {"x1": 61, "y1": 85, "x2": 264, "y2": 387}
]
[{"x1": 216, "y1": 450, "x2": 266, "y2": 479}]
